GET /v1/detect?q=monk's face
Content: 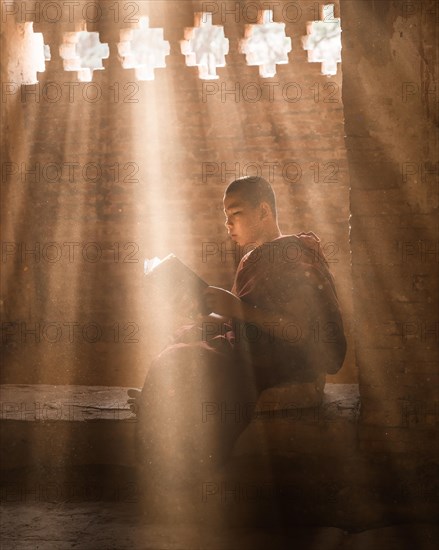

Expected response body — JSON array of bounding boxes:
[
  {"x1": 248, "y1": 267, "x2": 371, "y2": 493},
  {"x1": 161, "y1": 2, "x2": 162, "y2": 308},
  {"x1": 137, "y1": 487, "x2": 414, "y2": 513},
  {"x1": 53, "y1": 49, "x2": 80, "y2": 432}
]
[{"x1": 223, "y1": 191, "x2": 265, "y2": 247}]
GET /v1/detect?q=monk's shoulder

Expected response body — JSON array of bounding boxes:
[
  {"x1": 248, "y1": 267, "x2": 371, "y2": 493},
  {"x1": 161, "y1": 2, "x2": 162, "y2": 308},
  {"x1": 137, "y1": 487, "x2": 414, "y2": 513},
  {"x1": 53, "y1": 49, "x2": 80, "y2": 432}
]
[
  {"x1": 237, "y1": 232, "x2": 325, "y2": 274},
  {"x1": 244, "y1": 234, "x2": 316, "y2": 265}
]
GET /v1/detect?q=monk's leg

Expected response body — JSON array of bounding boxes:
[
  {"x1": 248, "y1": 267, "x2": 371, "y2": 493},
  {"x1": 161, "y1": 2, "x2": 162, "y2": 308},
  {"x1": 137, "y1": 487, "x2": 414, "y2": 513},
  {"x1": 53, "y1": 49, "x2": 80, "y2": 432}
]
[{"x1": 135, "y1": 342, "x2": 259, "y2": 489}]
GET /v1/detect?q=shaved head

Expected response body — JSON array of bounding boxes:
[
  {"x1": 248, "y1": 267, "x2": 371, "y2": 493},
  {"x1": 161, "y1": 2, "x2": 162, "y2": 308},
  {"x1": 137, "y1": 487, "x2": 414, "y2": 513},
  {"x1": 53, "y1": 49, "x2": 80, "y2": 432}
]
[{"x1": 224, "y1": 176, "x2": 277, "y2": 219}]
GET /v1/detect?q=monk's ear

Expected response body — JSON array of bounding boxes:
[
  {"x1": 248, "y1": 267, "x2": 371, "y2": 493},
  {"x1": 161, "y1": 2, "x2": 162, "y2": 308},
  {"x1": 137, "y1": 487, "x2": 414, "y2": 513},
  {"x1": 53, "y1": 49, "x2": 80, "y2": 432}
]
[{"x1": 259, "y1": 201, "x2": 271, "y2": 220}]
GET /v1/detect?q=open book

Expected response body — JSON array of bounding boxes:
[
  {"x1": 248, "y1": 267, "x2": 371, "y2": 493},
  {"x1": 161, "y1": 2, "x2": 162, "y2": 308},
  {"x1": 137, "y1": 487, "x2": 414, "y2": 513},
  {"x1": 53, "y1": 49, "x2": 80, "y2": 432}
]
[{"x1": 144, "y1": 254, "x2": 210, "y2": 318}]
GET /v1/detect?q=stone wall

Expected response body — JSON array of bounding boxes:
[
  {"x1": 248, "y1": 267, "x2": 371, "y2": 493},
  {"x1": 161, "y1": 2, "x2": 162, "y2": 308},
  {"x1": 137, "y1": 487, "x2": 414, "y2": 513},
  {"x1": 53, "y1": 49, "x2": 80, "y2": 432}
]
[
  {"x1": 340, "y1": 0, "x2": 438, "y2": 452},
  {"x1": 1, "y1": 0, "x2": 356, "y2": 387}
]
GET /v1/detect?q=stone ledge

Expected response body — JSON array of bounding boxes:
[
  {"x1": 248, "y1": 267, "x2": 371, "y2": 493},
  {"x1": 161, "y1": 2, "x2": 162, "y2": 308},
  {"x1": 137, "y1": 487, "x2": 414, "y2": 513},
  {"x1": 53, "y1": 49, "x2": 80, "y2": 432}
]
[
  {"x1": 0, "y1": 383, "x2": 359, "y2": 470},
  {"x1": 0, "y1": 383, "x2": 359, "y2": 422}
]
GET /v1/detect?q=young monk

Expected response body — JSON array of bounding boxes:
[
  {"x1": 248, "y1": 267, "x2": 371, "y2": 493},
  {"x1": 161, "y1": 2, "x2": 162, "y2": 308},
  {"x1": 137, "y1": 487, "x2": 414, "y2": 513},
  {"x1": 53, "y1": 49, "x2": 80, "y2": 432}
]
[{"x1": 129, "y1": 176, "x2": 346, "y2": 488}]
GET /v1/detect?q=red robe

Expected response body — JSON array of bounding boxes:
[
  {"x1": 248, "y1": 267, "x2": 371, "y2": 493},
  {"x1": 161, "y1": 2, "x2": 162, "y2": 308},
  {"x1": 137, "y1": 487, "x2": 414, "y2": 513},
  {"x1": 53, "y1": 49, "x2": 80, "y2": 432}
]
[
  {"x1": 136, "y1": 233, "x2": 346, "y2": 486},
  {"x1": 229, "y1": 232, "x2": 346, "y2": 387}
]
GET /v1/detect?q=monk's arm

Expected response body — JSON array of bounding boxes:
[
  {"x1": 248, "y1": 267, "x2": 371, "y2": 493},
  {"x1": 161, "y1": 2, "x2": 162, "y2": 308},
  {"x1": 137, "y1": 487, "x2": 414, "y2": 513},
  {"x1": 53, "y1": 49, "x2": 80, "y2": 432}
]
[{"x1": 204, "y1": 286, "x2": 310, "y2": 340}]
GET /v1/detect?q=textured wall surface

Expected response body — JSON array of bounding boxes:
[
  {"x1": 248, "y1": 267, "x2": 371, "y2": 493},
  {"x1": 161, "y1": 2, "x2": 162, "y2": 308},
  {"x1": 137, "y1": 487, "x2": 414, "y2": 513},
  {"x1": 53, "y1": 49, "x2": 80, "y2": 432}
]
[
  {"x1": 341, "y1": 0, "x2": 438, "y2": 452},
  {"x1": 1, "y1": 1, "x2": 356, "y2": 386}
]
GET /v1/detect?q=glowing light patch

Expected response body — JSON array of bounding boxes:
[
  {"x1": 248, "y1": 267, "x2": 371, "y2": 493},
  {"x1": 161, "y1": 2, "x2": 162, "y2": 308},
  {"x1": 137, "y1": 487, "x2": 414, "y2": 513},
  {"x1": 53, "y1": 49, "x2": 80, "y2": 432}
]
[
  {"x1": 117, "y1": 16, "x2": 170, "y2": 81},
  {"x1": 59, "y1": 28, "x2": 109, "y2": 82},
  {"x1": 144, "y1": 257, "x2": 162, "y2": 274},
  {"x1": 302, "y1": 4, "x2": 342, "y2": 76},
  {"x1": 180, "y1": 12, "x2": 229, "y2": 80},
  {"x1": 239, "y1": 10, "x2": 292, "y2": 78},
  {"x1": 21, "y1": 22, "x2": 50, "y2": 84}
]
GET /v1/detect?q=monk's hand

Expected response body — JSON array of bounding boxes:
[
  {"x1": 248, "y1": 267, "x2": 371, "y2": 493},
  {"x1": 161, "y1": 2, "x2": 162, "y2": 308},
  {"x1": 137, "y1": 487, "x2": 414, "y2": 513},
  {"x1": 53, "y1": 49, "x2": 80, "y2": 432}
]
[{"x1": 204, "y1": 286, "x2": 242, "y2": 318}]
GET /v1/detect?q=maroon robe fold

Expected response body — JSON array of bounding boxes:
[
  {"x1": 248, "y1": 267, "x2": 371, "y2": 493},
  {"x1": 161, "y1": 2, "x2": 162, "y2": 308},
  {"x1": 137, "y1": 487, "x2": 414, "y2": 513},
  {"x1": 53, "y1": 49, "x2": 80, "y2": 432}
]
[{"x1": 230, "y1": 233, "x2": 347, "y2": 387}]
